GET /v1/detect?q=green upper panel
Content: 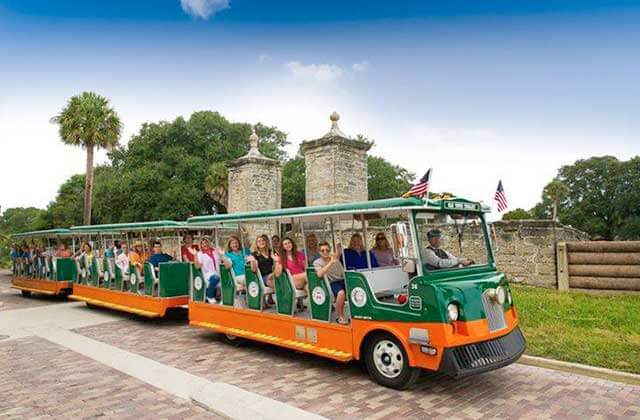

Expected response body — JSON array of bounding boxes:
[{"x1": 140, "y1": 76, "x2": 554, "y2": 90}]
[
  {"x1": 187, "y1": 197, "x2": 486, "y2": 225},
  {"x1": 69, "y1": 220, "x2": 186, "y2": 234},
  {"x1": 11, "y1": 228, "x2": 71, "y2": 239}
]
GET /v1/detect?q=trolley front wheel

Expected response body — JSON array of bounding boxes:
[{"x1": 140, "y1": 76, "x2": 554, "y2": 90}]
[{"x1": 364, "y1": 332, "x2": 421, "y2": 390}]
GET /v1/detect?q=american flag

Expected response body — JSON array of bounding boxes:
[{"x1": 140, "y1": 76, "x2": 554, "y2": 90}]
[
  {"x1": 494, "y1": 180, "x2": 508, "y2": 212},
  {"x1": 403, "y1": 168, "x2": 431, "y2": 198}
]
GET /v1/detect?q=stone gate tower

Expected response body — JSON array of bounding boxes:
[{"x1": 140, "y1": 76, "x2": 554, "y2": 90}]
[
  {"x1": 301, "y1": 112, "x2": 372, "y2": 206},
  {"x1": 227, "y1": 129, "x2": 282, "y2": 237}
]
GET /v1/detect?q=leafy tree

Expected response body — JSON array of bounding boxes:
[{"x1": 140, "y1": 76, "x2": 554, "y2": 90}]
[
  {"x1": 45, "y1": 174, "x2": 85, "y2": 227},
  {"x1": 502, "y1": 208, "x2": 532, "y2": 220},
  {"x1": 46, "y1": 111, "x2": 290, "y2": 223},
  {"x1": 0, "y1": 207, "x2": 48, "y2": 268},
  {"x1": 531, "y1": 156, "x2": 640, "y2": 239},
  {"x1": 282, "y1": 156, "x2": 305, "y2": 208},
  {"x1": 204, "y1": 162, "x2": 229, "y2": 212},
  {"x1": 0, "y1": 207, "x2": 48, "y2": 234},
  {"x1": 51, "y1": 92, "x2": 122, "y2": 225},
  {"x1": 368, "y1": 156, "x2": 415, "y2": 200}
]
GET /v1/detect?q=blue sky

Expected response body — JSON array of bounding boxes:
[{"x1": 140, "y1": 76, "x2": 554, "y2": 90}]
[{"x1": 1, "y1": 1, "x2": 639, "y2": 216}]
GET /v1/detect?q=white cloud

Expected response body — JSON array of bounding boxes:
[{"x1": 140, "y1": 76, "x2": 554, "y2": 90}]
[
  {"x1": 351, "y1": 60, "x2": 369, "y2": 73},
  {"x1": 180, "y1": 0, "x2": 230, "y2": 20},
  {"x1": 285, "y1": 61, "x2": 344, "y2": 82}
]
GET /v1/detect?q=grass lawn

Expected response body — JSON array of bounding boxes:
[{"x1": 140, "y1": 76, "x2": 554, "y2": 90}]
[{"x1": 512, "y1": 285, "x2": 640, "y2": 374}]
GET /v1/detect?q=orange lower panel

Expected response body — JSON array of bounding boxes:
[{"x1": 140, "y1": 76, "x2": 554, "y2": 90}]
[
  {"x1": 12, "y1": 276, "x2": 72, "y2": 296},
  {"x1": 351, "y1": 308, "x2": 519, "y2": 371},
  {"x1": 189, "y1": 302, "x2": 354, "y2": 362},
  {"x1": 70, "y1": 284, "x2": 187, "y2": 318},
  {"x1": 189, "y1": 301, "x2": 519, "y2": 372}
]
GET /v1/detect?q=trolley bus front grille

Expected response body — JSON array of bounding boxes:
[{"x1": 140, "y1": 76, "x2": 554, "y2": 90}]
[
  {"x1": 481, "y1": 292, "x2": 507, "y2": 332},
  {"x1": 440, "y1": 326, "x2": 526, "y2": 377}
]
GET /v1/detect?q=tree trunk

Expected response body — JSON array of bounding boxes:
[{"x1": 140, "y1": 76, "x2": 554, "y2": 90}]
[
  {"x1": 83, "y1": 145, "x2": 95, "y2": 225},
  {"x1": 552, "y1": 198, "x2": 558, "y2": 223}
]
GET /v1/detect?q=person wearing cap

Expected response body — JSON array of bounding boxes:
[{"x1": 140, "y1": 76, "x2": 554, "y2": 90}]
[{"x1": 422, "y1": 229, "x2": 473, "y2": 270}]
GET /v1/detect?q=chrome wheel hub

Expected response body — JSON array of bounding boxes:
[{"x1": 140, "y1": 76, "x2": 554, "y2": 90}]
[{"x1": 373, "y1": 340, "x2": 403, "y2": 379}]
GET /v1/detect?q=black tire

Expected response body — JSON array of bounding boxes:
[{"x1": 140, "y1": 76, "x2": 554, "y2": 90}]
[
  {"x1": 224, "y1": 334, "x2": 244, "y2": 347},
  {"x1": 21, "y1": 290, "x2": 32, "y2": 298},
  {"x1": 363, "y1": 332, "x2": 421, "y2": 390},
  {"x1": 85, "y1": 302, "x2": 99, "y2": 309}
]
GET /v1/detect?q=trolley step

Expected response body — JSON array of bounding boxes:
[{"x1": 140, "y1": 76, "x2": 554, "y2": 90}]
[
  {"x1": 11, "y1": 285, "x2": 56, "y2": 296},
  {"x1": 191, "y1": 320, "x2": 353, "y2": 362},
  {"x1": 69, "y1": 294, "x2": 161, "y2": 318}
]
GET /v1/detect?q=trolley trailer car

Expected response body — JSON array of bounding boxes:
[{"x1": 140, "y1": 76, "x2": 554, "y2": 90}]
[
  {"x1": 10, "y1": 229, "x2": 75, "y2": 297},
  {"x1": 67, "y1": 221, "x2": 193, "y2": 317},
  {"x1": 186, "y1": 197, "x2": 526, "y2": 389}
]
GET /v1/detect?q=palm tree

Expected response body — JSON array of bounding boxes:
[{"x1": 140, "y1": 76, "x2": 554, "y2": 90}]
[
  {"x1": 543, "y1": 179, "x2": 569, "y2": 223},
  {"x1": 205, "y1": 162, "x2": 229, "y2": 210},
  {"x1": 51, "y1": 92, "x2": 122, "y2": 225}
]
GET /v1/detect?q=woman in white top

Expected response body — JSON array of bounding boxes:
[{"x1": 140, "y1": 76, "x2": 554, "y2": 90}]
[
  {"x1": 116, "y1": 242, "x2": 131, "y2": 273},
  {"x1": 193, "y1": 237, "x2": 221, "y2": 304}
]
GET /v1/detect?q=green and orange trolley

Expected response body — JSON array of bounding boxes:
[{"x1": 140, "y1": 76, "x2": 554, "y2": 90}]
[
  {"x1": 10, "y1": 228, "x2": 75, "y2": 297},
  {"x1": 186, "y1": 197, "x2": 526, "y2": 389},
  {"x1": 66, "y1": 221, "x2": 192, "y2": 317}
]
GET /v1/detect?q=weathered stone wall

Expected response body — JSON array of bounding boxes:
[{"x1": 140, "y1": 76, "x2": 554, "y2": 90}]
[
  {"x1": 228, "y1": 160, "x2": 281, "y2": 214},
  {"x1": 227, "y1": 158, "x2": 281, "y2": 239},
  {"x1": 429, "y1": 220, "x2": 588, "y2": 288},
  {"x1": 302, "y1": 138, "x2": 370, "y2": 206}
]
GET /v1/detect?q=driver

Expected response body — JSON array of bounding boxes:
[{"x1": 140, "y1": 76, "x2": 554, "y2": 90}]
[{"x1": 422, "y1": 229, "x2": 473, "y2": 270}]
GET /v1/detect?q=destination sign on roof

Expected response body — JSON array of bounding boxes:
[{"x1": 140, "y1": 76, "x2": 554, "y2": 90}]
[{"x1": 443, "y1": 201, "x2": 481, "y2": 211}]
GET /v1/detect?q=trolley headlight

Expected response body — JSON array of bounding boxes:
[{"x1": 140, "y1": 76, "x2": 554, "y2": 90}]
[
  {"x1": 487, "y1": 286, "x2": 507, "y2": 305},
  {"x1": 507, "y1": 288, "x2": 513, "y2": 305},
  {"x1": 447, "y1": 303, "x2": 459, "y2": 322}
]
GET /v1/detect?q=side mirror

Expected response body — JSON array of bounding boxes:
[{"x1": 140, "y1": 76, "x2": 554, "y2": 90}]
[{"x1": 391, "y1": 222, "x2": 410, "y2": 258}]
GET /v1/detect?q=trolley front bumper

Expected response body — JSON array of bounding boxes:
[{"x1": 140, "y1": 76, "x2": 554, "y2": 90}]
[{"x1": 438, "y1": 326, "x2": 526, "y2": 378}]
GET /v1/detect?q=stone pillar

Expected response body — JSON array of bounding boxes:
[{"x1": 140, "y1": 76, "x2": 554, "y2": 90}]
[
  {"x1": 301, "y1": 112, "x2": 372, "y2": 206},
  {"x1": 227, "y1": 129, "x2": 282, "y2": 241}
]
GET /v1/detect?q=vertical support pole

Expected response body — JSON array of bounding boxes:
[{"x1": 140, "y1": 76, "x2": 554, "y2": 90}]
[
  {"x1": 300, "y1": 219, "x2": 308, "y2": 267},
  {"x1": 329, "y1": 218, "x2": 336, "y2": 250},
  {"x1": 556, "y1": 241, "x2": 569, "y2": 291},
  {"x1": 363, "y1": 216, "x2": 371, "y2": 269}
]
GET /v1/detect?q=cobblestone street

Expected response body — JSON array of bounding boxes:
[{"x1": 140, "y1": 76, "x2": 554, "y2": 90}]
[{"x1": 1, "y1": 272, "x2": 639, "y2": 419}]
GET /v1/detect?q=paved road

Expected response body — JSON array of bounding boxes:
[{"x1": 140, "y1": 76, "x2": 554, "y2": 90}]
[{"x1": 1, "y1": 272, "x2": 639, "y2": 419}]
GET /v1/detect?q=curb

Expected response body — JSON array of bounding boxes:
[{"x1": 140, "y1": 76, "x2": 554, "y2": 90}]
[{"x1": 518, "y1": 354, "x2": 640, "y2": 386}]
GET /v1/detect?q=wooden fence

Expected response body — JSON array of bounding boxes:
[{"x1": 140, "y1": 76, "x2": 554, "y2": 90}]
[{"x1": 557, "y1": 241, "x2": 640, "y2": 291}]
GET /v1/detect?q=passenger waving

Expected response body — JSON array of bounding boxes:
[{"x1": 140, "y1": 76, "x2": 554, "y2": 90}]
[
  {"x1": 194, "y1": 237, "x2": 221, "y2": 304},
  {"x1": 273, "y1": 237, "x2": 307, "y2": 291}
]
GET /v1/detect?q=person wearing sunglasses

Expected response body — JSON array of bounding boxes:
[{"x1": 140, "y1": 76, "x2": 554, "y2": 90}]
[
  {"x1": 370, "y1": 233, "x2": 398, "y2": 267},
  {"x1": 313, "y1": 242, "x2": 348, "y2": 325}
]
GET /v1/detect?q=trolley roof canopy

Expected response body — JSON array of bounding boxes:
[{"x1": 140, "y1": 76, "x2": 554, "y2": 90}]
[
  {"x1": 187, "y1": 197, "x2": 488, "y2": 226},
  {"x1": 11, "y1": 228, "x2": 71, "y2": 239},
  {"x1": 69, "y1": 220, "x2": 186, "y2": 234}
]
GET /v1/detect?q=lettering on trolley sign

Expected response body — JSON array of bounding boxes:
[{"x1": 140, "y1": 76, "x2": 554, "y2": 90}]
[{"x1": 443, "y1": 201, "x2": 480, "y2": 211}]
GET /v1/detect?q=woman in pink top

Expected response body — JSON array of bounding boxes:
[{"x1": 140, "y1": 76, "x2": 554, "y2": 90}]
[{"x1": 273, "y1": 237, "x2": 307, "y2": 291}]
